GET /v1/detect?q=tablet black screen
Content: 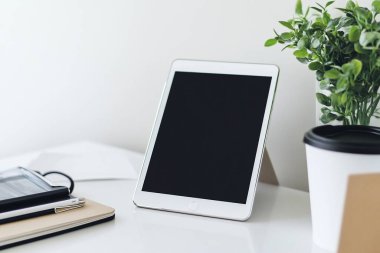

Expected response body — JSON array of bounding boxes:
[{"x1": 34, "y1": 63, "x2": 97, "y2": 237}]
[{"x1": 142, "y1": 71, "x2": 272, "y2": 204}]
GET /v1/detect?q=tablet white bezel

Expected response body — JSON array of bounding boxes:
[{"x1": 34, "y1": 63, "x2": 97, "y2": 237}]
[{"x1": 133, "y1": 60, "x2": 279, "y2": 220}]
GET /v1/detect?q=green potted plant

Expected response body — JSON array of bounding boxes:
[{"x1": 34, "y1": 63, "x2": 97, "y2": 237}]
[
  {"x1": 265, "y1": 0, "x2": 380, "y2": 125},
  {"x1": 265, "y1": 1, "x2": 380, "y2": 252}
]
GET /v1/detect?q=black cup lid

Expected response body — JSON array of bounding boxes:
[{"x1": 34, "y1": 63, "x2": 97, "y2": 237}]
[{"x1": 303, "y1": 125, "x2": 380, "y2": 154}]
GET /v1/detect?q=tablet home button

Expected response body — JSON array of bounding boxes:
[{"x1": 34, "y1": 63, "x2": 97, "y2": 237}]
[{"x1": 188, "y1": 201, "x2": 198, "y2": 211}]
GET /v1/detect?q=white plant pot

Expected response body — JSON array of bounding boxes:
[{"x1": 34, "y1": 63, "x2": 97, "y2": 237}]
[{"x1": 304, "y1": 125, "x2": 380, "y2": 252}]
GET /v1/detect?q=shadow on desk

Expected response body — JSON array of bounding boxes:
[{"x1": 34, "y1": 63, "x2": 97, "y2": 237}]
[
  {"x1": 131, "y1": 204, "x2": 254, "y2": 252},
  {"x1": 249, "y1": 183, "x2": 311, "y2": 223},
  {"x1": 128, "y1": 183, "x2": 312, "y2": 253}
]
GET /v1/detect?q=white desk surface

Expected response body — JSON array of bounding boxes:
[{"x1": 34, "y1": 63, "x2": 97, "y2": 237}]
[{"x1": 0, "y1": 143, "x2": 330, "y2": 253}]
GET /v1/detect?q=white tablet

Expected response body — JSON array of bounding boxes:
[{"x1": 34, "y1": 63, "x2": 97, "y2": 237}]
[{"x1": 133, "y1": 60, "x2": 279, "y2": 220}]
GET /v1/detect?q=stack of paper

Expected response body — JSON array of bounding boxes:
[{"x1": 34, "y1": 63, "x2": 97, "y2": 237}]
[{"x1": 27, "y1": 141, "x2": 138, "y2": 181}]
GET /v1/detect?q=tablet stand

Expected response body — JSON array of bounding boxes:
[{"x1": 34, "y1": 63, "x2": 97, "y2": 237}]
[{"x1": 258, "y1": 148, "x2": 278, "y2": 185}]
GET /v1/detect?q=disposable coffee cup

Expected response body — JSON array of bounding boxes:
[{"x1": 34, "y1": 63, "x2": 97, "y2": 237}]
[{"x1": 303, "y1": 125, "x2": 380, "y2": 252}]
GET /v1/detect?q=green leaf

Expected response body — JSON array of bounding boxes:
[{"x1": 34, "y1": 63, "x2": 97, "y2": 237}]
[
  {"x1": 324, "y1": 69, "x2": 341, "y2": 79},
  {"x1": 373, "y1": 0, "x2": 380, "y2": 13},
  {"x1": 348, "y1": 26, "x2": 360, "y2": 42},
  {"x1": 281, "y1": 45, "x2": 295, "y2": 51},
  {"x1": 376, "y1": 58, "x2": 380, "y2": 67},
  {"x1": 280, "y1": 32, "x2": 294, "y2": 40},
  {"x1": 325, "y1": 1, "x2": 334, "y2": 8},
  {"x1": 293, "y1": 48, "x2": 308, "y2": 58},
  {"x1": 311, "y1": 38, "x2": 321, "y2": 48},
  {"x1": 323, "y1": 12, "x2": 331, "y2": 24},
  {"x1": 320, "y1": 113, "x2": 337, "y2": 124},
  {"x1": 296, "y1": 57, "x2": 309, "y2": 64},
  {"x1": 297, "y1": 38, "x2": 307, "y2": 49},
  {"x1": 311, "y1": 6, "x2": 322, "y2": 13},
  {"x1": 319, "y1": 79, "x2": 330, "y2": 90},
  {"x1": 308, "y1": 61, "x2": 323, "y2": 71},
  {"x1": 264, "y1": 38, "x2": 277, "y2": 47},
  {"x1": 342, "y1": 62, "x2": 351, "y2": 73},
  {"x1": 351, "y1": 59, "x2": 362, "y2": 78},
  {"x1": 316, "y1": 3, "x2": 325, "y2": 10},
  {"x1": 342, "y1": 59, "x2": 362, "y2": 78},
  {"x1": 354, "y1": 42, "x2": 365, "y2": 53},
  {"x1": 279, "y1": 21, "x2": 294, "y2": 30},
  {"x1": 281, "y1": 44, "x2": 294, "y2": 51},
  {"x1": 305, "y1": 7, "x2": 310, "y2": 16},
  {"x1": 311, "y1": 54, "x2": 319, "y2": 61},
  {"x1": 295, "y1": 0, "x2": 303, "y2": 15},
  {"x1": 346, "y1": 0, "x2": 355, "y2": 10},
  {"x1": 336, "y1": 78, "x2": 348, "y2": 93},
  {"x1": 328, "y1": 17, "x2": 339, "y2": 29},
  {"x1": 312, "y1": 21, "x2": 326, "y2": 29},
  {"x1": 336, "y1": 7, "x2": 349, "y2": 13},
  {"x1": 330, "y1": 93, "x2": 339, "y2": 107},
  {"x1": 316, "y1": 93, "x2": 331, "y2": 106},
  {"x1": 316, "y1": 70, "x2": 324, "y2": 81},
  {"x1": 321, "y1": 107, "x2": 331, "y2": 114},
  {"x1": 340, "y1": 92, "x2": 348, "y2": 105},
  {"x1": 359, "y1": 31, "x2": 380, "y2": 49},
  {"x1": 354, "y1": 7, "x2": 373, "y2": 25},
  {"x1": 345, "y1": 99, "x2": 353, "y2": 114},
  {"x1": 337, "y1": 116, "x2": 346, "y2": 121},
  {"x1": 336, "y1": 16, "x2": 354, "y2": 29}
]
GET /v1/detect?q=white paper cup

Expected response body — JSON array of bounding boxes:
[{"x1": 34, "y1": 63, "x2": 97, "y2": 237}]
[{"x1": 304, "y1": 125, "x2": 380, "y2": 252}]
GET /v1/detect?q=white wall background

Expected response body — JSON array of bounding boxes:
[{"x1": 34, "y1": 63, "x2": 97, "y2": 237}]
[{"x1": 0, "y1": 0, "x2": 372, "y2": 191}]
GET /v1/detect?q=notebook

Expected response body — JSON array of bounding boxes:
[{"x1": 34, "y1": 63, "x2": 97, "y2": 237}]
[{"x1": 0, "y1": 199, "x2": 115, "y2": 250}]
